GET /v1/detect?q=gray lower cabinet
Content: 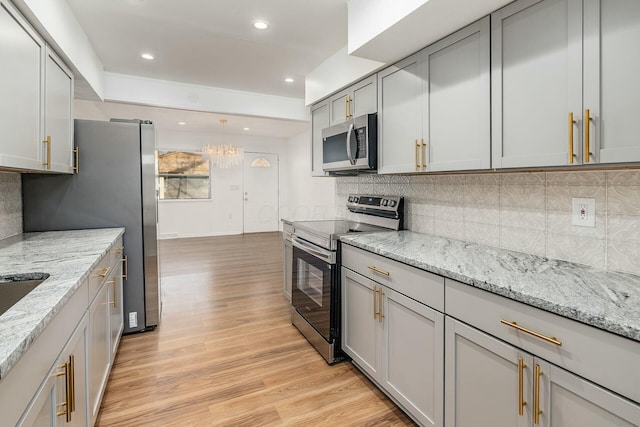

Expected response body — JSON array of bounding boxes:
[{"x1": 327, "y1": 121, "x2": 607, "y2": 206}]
[
  {"x1": 445, "y1": 317, "x2": 640, "y2": 427},
  {"x1": 88, "y1": 278, "x2": 110, "y2": 426},
  {"x1": 341, "y1": 267, "x2": 444, "y2": 426}
]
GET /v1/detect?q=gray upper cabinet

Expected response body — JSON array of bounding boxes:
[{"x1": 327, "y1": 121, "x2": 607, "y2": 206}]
[
  {"x1": 492, "y1": 0, "x2": 583, "y2": 169},
  {"x1": 378, "y1": 18, "x2": 490, "y2": 174},
  {"x1": 0, "y1": 0, "x2": 45, "y2": 171},
  {"x1": 328, "y1": 75, "x2": 377, "y2": 126},
  {"x1": 377, "y1": 54, "x2": 422, "y2": 174},
  {"x1": 492, "y1": 0, "x2": 640, "y2": 169},
  {"x1": 422, "y1": 17, "x2": 491, "y2": 172},
  {"x1": 583, "y1": 0, "x2": 640, "y2": 165},
  {"x1": 0, "y1": 0, "x2": 74, "y2": 174},
  {"x1": 310, "y1": 100, "x2": 329, "y2": 177},
  {"x1": 45, "y1": 47, "x2": 74, "y2": 174}
]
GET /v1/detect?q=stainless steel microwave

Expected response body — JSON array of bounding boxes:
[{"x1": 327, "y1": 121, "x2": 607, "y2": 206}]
[{"x1": 322, "y1": 113, "x2": 377, "y2": 174}]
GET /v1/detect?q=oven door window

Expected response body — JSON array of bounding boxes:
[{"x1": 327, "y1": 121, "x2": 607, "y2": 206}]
[{"x1": 291, "y1": 246, "x2": 333, "y2": 340}]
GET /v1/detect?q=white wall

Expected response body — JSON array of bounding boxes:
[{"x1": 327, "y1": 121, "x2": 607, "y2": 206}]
[
  {"x1": 156, "y1": 130, "x2": 289, "y2": 239},
  {"x1": 284, "y1": 130, "x2": 336, "y2": 220}
]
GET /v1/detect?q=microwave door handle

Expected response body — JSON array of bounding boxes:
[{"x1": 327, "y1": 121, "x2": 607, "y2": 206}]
[{"x1": 345, "y1": 123, "x2": 355, "y2": 165}]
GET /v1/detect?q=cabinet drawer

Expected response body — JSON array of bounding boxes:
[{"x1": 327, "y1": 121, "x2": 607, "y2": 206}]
[
  {"x1": 342, "y1": 244, "x2": 444, "y2": 312},
  {"x1": 109, "y1": 236, "x2": 124, "y2": 267},
  {"x1": 88, "y1": 254, "x2": 110, "y2": 303},
  {"x1": 445, "y1": 279, "x2": 640, "y2": 403}
]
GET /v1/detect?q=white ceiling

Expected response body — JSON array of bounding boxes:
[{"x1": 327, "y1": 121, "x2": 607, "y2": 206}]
[
  {"x1": 75, "y1": 100, "x2": 309, "y2": 138},
  {"x1": 66, "y1": 0, "x2": 348, "y2": 100}
]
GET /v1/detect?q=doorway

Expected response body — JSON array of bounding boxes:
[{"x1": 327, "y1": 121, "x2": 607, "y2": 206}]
[{"x1": 243, "y1": 152, "x2": 279, "y2": 233}]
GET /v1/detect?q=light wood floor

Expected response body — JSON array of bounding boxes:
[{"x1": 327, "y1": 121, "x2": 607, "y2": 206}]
[{"x1": 96, "y1": 232, "x2": 416, "y2": 426}]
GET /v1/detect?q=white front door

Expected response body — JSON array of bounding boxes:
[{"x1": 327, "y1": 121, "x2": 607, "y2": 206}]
[{"x1": 243, "y1": 152, "x2": 279, "y2": 233}]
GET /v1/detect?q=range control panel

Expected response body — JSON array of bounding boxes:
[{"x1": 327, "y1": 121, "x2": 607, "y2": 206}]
[{"x1": 346, "y1": 194, "x2": 403, "y2": 214}]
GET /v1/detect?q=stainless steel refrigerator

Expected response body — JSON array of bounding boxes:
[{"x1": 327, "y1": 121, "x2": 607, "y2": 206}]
[{"x1": 22, "y1": 119, "x2": 161, "y2": 334}]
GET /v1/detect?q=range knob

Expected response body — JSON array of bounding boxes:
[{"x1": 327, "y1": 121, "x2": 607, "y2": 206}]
[
  {"x1": 354, "y1": 197, "x2": 359, "y2": 203},
  {"x1": 389, "y1": 200, "x2": 397, "y2": 208},
  {"x1": 381, "y1": 199, "x2": 388, "y2": 206},
  {"x1": 348, "y1": 196, "x2": 353, "y2": 202}
]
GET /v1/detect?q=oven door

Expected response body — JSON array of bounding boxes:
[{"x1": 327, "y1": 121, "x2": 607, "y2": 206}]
[{"x1": 291, "y1": 237, "x2": 336, "y2": 341}]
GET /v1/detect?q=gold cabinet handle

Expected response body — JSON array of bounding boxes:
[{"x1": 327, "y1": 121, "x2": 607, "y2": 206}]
[
  {"x1": 568, "y1": 112, "x2": 576, "y2": 164},
  {"x1": 421, "y1": 138, "x2": 427, "y2": 171},
  {"x1": 584, "y1": 109, "x2": 593, "y2": 163},
  {"x1": 121, "y1": 255, "x2": 128, "y2": 280},
  {"x1": 69, "y1": 354, "x2": 75, "y2": 413},
  {"x1": 115, "y1": 246, "x2": 124, "y2": 254},
  {"x1": 415, "y1": 139, "x2": 421, "y2": 171},
  {"x1": 347, "y1": 96, "x2": 353, "y2": 119},
  {"x1": 373, "y1": 286, "x2": 379, "y2": 320},
  {"x1": 54, "y1": 359, "x2": 72, "y2": 421},
  {"x1": 518, "y1": 357, "x2": 527, "y2": 416},
  {"x1": 378, "y1": 289, "x2": 384, "y2": 323},
  {"x1": 96, "y1": 266, "x2": 111, "y2": 278},
  {"x1": 367, "y1": 265, "x2": 390, "y2": 277},
  {"x1": 345, "y1": 97, "x2": 349, "y2": 120},
  {"x1": 534, "y1": 364, "x2": 543, "y2": 424},
  {"x1": 42, "y1": 136, "x2": 51, "y2": 170},
  {"x1": 106, "y1": 279, "x2": 117, "y2": 307},
  {"x1": 73, "y1": 146, "x2": 79, "y2": 173},
  {"x1": 500, "y1": 320, "x2": 562, "y2": 346}
]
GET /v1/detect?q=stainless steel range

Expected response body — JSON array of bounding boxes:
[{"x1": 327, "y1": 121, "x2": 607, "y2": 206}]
[{"x1": 290, "y1": 194, "x2": 404, "y2": 364}]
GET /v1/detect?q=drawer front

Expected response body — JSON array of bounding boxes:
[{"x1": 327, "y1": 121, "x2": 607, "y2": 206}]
[
  {"x1": 88, "y1": 254, "x2": 110, "y2": 303},
  {"x1": 109, "y1": 236, "x2": 124, "y2": 267},
  {"x1": 342, "y1": 244, "x2": 444, "y2": 312},
  {"x1": 445, "y1": 279, "x2": 640, "y2": 403}
]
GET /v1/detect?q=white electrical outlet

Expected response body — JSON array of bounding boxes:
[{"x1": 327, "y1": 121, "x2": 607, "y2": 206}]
[
  {"x1": 572, "y1": 198, "x2": 595, "y2": 227},
  {"x1": 129, "y1": 312, "x2": 138, "y2": 328}
]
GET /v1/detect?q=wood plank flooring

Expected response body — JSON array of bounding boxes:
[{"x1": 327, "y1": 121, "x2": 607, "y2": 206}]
[{"x1": 96, "y1": 232, "x2": 416, "y2": 426}]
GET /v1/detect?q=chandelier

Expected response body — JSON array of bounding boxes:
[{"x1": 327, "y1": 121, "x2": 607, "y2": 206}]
[{"x1": 202, "y1": 119, "x2": 244, "y2": 168}]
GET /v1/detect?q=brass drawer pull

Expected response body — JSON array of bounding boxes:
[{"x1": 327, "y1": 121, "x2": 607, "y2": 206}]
[
  {"x1": 42, "y1": 136, "x2": 51, "y2": 170},
  {"x1": 534, "y1": 364, "x2": 543, "y2": 424},
  {"x1": 501, "y1": 320, "x2": 562, "y2": 346},
  {"x1": 584, "y1": 109, "x2": 593, "y2": 163},
  {"x1": 96, "y1": 266, "x2": 110, "y2": 278},
  {"x1": 373, "y1": 286, "x2": 379, "y2": 320},
  {"x1": 518, "y1": 357, "x2": 527, "y2": 416},
  {"x1": 115, "y1": 246, "x2": 124, "y2": 254},
  {"x1": 367, "y1": 265, "x2": 390, "y2": 276},
  {"x1": 415, "y1": 139, "x2": 420, "y2": 171},
  {"x1": 121, "y1": 255, "x2": 128, "y2": 280},
  {"x1": 73, "y1": 146, "x2": 79, "y2": 173},
  {"x1": 568, "y1": 112, "x2": 576, "y2": 164}
]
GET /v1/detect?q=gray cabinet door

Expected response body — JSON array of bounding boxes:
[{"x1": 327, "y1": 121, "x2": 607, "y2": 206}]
[
  {"x1": 89, "y1": 282, "x2": 110, "y2": 426},
  {"x1": 377, "y1": 54, "x2": 422, "y2": 174},
  {"x1": 583, "y1": 0, "x2": 640, "y2": 164},
  {"x1": 310, "y1": 101, "x2": 329, "y2": 177},
  {"x1": 445, "y1": 317, "x2": 532, "y2": 427},
  {"x1": 109, "y1": 263, "x2": 124, "y2": 363},
  {"x1": 382, "y1": 286, "x2": 444, "y2": 427},
  {"x1": 350, "y1": 75, "x2": 377, "y2": 119},
  {"x1": 422, "y1": 18, "x2": 491, "y2": 172},
  {"x1": 283, "y1": 238, "x2": 292, "y2": 300},
  {"x1": 329, "y1": 90, "x2": 350, "y2": 126},
  {"x1": 341, "y1": 267, "x2": 381, "y2": 380},
  {"x1": 538, "y1": 359, "x2": 640, "y2": 427},
  {"x1": 492, "y1": 0, "x2": 583, "y2": 168},
  {"x1": 44, "y1": 47, "x2": 74, "y2": 174},
  {"x1": 0, "y1": 0, "x2": 45, "y2": 171}
]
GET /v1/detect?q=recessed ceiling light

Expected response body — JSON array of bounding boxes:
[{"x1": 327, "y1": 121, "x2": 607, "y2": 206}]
[
  {"x1": 253, "y1": 20, "x2": 269, "y2": 30},
  {"x1": 178, "y1": 122, "x2": 186, "y2": 126},
  {"x1": 141, "y1": 53, "x2": 154, "y2": 60},
  {"x1": 284, "y1": 77, "x2": 294, "y2": 83},
  {"x1": 243, "y1": 127, "x2": 250, "y2": 131}
]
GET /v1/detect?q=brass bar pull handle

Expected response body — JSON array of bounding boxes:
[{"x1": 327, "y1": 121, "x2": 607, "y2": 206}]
[
  {"x1": 345, "y1": 97, "x2": 349, "y2": 120},
  {"x1": 42, "y1": 136, "x2": 51, "y2": 169},
  {"x1": 367, "y1": 265, "x2": 390, "y2": 277},
  {"x1": 54, "y1": 361, "x2": 72, "y2": 421},
  {"x1": 107, "y1": 279, "x2": 117, "y2": 307},
  {"x1": 415, "y1": 140, "x2": 420, "y2": 171},
  {"x1": 68, "y1": 354, "x2": 75, "y2": 413},
  {"x1": 518, "y1": 357, "x2": 527, "y2": 416},
  {"x1": 568, "y1": 112, "x2": 576, "y2": 164},
  {"x1": 379, "y1": 289, "x2": 384, "y2": 323},
  {"x1": 115, "y1": 246, "x2": 124, "y2": 254},
  {"x1": 534, "y1": 364, "x2": 543, "y2": 425},
  {"x1": 121, "y1": 255, "x2": 128, "y2": 280},
  {"x1": 373, "y1": 286, "x2": 379, "y2": 320},
  {"x1": 73, "y1": 146, "x2": 79, "y2": 173},
  {"x1": 421, "y1": 138, "x2": 427, "y2": 171},
  {"x1": 96, "y1": 266, "x2": 111, "y2": 278},
  {"x1": 584, "y1": 109, "x2": 593, "y2": 163},
  {"x1": 500, "y1": 320, "x2": 562, "y2": 346}
]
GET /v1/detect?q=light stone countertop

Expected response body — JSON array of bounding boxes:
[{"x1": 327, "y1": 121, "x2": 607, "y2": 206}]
[
  {"x1": 340, "y1": 230, "x2": 640, "y2": 342},
  {"x1": 0, "y1": 228, "x2": 124, "y2": 379}
]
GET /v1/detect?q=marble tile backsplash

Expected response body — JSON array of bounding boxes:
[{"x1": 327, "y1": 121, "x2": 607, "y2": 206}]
[
  {"x1": 335, "y1": 170, "x2": 640, "y2": 276},
  {"x1": 0, "y1": 172, "x2": 22, "y2": 240}
]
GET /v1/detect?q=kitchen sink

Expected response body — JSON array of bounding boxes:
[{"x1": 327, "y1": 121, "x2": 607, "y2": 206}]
[{"x1": 0, "y1": 274, "x2": 50, "y2": 316}]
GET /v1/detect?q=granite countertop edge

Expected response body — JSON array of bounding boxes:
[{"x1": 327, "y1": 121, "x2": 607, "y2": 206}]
[
  {"x1": 0, "y1": 228, "x2": 125, "y2": 380},
  {"x1": 340, "y1": 231, "x2": 640, "y2": 343}
]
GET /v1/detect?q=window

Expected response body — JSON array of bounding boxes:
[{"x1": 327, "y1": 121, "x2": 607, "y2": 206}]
[{"x1": 157, "y1": 150, "x2": 210, "y2": 200}]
